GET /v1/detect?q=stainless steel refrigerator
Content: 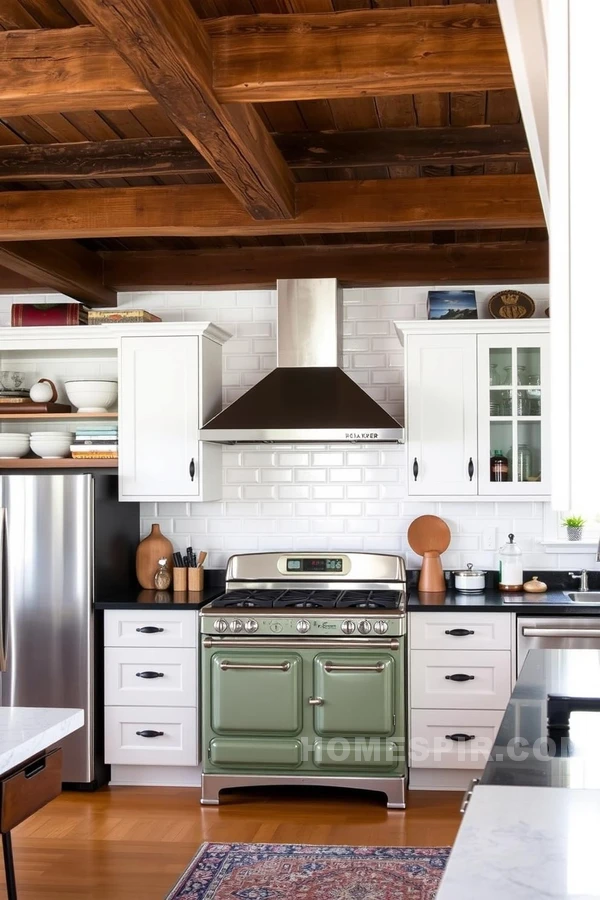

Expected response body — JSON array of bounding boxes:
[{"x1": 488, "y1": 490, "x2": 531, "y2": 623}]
[{"x1": 0, "y1": 474, "x2": 139, "y2": 788}]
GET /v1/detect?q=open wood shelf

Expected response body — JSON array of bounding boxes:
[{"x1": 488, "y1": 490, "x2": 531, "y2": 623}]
[
  {"x1": 0, "y1": 412, "x2": 118, "y2": 421},
  {"x1": 0, "y1": 458, "x2": 118, "y2": 469}
]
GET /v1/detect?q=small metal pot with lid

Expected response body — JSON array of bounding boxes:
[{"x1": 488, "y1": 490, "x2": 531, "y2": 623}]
[{"x1": 453, "y1": 563, "x2": 486, "y2": 594}]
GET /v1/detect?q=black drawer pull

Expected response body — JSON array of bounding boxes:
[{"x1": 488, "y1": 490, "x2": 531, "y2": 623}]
[
  {"x1": 135, "y1": 730, "x2": 165, "y2": 738},
  {"x1": 444, "y1": 629, "x2": 475, "y2": 637},
  {"x1": 24, "y1": 759, "x2": 46, "y2": 779},
  {"x1": 135, "y1": 626, "x2": 164, "y2": 634},
  {"x1": 445, "y1": 673, "x2": 475, "y2": 682},
  {"x1": 413, "y1": 457, "x2": 419, "y2": 481},
  {"x1": 136, "y1": 671, "x2": 165, "y2": 679},
  {"x1": 189, "y1": 457, "x2": 196, "y2": 481},
  {"x1": 468, "y1": 457, "x2": 474, "y2": 481},
  {"x1": 445, "y1": 733, "x2": 475, "y2": 742}
]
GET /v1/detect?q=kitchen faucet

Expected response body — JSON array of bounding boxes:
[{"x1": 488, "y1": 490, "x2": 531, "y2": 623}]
[{"x1": 569, "y1": 570, "x2": 589, "y2": 591}]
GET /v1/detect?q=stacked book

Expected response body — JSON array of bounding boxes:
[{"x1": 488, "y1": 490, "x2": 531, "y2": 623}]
[{"x1": 70, "y1": 423, "x2": 118, "y2": 460}]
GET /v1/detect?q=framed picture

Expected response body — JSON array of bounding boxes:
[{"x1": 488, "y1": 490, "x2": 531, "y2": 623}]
[{"x1": 427, "y1": 290, "x2": 478, "y2": 321}]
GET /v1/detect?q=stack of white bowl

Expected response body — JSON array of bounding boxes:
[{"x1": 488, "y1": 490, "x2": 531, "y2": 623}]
[
  {"x1": 0, "y1": 433, "x2": 30, "y2": 458},
  {"x1": 30, "y1": 432, "x2": 74, "y2": 459}
]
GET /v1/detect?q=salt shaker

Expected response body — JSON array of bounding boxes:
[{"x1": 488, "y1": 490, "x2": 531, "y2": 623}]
[{"x1": 154, "y1": 558, "x2": 171, "y2": 590}]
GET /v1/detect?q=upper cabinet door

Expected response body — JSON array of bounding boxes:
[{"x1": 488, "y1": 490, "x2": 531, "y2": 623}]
[
  {"x1": 119, "y1": 335, "x2": 202, "y2": 500},
  {"x1": 477, "y1": 333, "x2": 550, "y2": 497},
  {"x1": 406, "y1": 334, "x2": 478, "y2": 496}
]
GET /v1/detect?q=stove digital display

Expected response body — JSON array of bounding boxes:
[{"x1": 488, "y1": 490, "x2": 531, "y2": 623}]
[{"x1": 286, "y1": 558, "x2": 343, "y2": 572}]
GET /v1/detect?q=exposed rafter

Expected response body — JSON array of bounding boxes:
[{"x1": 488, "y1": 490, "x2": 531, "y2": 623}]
[
  {"x1": 102, "y1": 242, "x2": 549, "y2": 290},
  {"x1": 59, "y1": 0, "x2": 295, "y2": 220},
  {"x1": 0, "y1": 6, "x2": 513, "y2": 116},
  {"x1": 0, "y1": 176, "x2": 544, "y2": 240},
  {"x1": 0, "y1": 125, "x2": 529, "y2": 182},
  {"x1": 0, "y1": 241, "x2": 116, "y2": 305}
]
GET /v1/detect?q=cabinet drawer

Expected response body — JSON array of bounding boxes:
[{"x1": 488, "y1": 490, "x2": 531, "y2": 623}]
[
  {"x1": 105, "y1": 647, "x2": 197, "y2": 707},
  {"x1": 104, "y1": 609, "x2": 198, "y2": 648},
  {"x1": 105, "y1": 706, "x2": 197, "y2": 766},
  {"x1": 410, "y1": 709, "x2": 503, "y2": 769},
  {"x1": 0, "y1": 748, "x2": 62, "y2": 832},
  {"x1": 409, "y1": 613, "x2": 511, "y2": 651},
  {"x1": 209, "y1": 738, "x2": 303, "y2": 769},
  {"x1": 411, "y1": 650, "x2": 512, "y2": 710}
]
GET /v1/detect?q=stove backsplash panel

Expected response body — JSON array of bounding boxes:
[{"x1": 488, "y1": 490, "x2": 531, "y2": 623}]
[{"x1": 1, "y1": 285, "x2": 582, "y2": 573}]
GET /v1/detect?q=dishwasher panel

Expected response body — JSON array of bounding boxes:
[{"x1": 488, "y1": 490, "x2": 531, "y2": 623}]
[{"x1": 517, "y1": 617, "x2": 600, "y2": 673}]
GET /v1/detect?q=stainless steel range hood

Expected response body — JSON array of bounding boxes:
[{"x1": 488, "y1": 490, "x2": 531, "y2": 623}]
[{"x1": 200, "y1": 278, "x2": 404, "y2": 444}]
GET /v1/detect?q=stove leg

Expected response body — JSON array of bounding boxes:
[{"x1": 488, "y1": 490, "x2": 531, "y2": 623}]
[
  {"x1": 200, "y1": 775, "x2": 221, "y2": 806},
  {"x1": 385, "y1": 777, "x2": 406, "y2": 809},
  {"x1": 2, "y1": 832, "x2": 17, "y2": 900}
]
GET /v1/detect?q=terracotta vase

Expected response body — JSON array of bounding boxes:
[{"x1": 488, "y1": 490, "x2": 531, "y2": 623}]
[{"x1": 136, "y1": 524, "x2": 173, "y2": 589}]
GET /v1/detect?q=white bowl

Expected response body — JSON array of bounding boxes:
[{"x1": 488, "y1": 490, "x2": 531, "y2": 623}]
[
  {"x1": 0, "y1": 434, "x2": 30, "y2": 458},
  {"x1": 64, "y1": 380, "x2": 117, "y2": 413},
  {"x1": 30, "y1": 435, "x2": 72, "y2": 459}
]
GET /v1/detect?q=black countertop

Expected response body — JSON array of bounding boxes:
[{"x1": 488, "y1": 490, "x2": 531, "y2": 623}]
[
  {"x1": 407, "y1": 588, "x2": 600, "y2": 613},
  {"x1": 480, "y1": 649, "x2": 600, "y2": 788},
  {"x1": 95, "y1": 587, "x2": 223, "y2": 610}
]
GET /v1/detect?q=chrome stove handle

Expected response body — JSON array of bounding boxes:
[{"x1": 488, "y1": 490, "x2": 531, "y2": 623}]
[
  {"x1": 204, "y1": 638, "x2": 400, "y2": 650},
  {"x1": 308, "y1": 697, "x2": 324, "y2": 706},
  {"x1": 219, "y1": 660, "x2": 291, "y2": 672},
  {"x1": 323, "y1": 662, "x2": 385, "y2": 673}
]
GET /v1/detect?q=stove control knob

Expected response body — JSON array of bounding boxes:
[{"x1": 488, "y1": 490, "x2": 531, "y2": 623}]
[
  {"x1": 214, "y1": 618, "x2": 228, "y2": 634},
  {"x1": 373, "y1": 620, "x2": 389, "y2": 635},
  {"x1": 245, "y1": 619, "x2": 258, "y2": 634},
  {"x1": 229, "y1": 619, "x2": 243, "y2": 634},
  {"x1": 341, "y1": 620, "x2": 356, "y2": 635},
  {"x1": 358, "y1": 619, "x2": 372, "y2": 635},
  {"x1": 296, "y1": 619, "x2": 310, "y2": 634}
]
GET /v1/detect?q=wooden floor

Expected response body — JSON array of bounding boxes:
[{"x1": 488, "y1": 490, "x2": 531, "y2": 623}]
[{"x1": 3, "y1": 786, "x2": 461, "y2": 899}]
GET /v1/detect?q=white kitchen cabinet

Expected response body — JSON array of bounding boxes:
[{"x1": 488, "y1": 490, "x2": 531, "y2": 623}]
[
  {"x1": 104, "y1": 609, "x2": 199, "y2": 768},
  {"x1": 396, "y1": 321, "x2": 550, "y2": 500},
  {"x1": 405, "y1": 334, "x2": 478, "y2": 496},
  {"x1": 119, "y1": 327, "x2": 226, "y2": 502}
]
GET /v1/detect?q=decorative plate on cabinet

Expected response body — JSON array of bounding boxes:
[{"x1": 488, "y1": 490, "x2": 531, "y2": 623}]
[{"x1": 488, "y1": 290, "x2": 535, "y2": 319}]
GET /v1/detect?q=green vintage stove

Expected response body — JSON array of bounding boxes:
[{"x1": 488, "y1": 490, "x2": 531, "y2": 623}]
[{"x1": 200, "y1": 551, "x2": 407, "y2": 808}]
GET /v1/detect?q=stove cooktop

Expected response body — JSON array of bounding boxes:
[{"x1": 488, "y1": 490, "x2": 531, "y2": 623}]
[{"x1": 209, "y1": 588, "x2": 403, "y2": 611}]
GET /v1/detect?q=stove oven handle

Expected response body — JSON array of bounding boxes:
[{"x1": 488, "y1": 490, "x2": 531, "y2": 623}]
[
  {"x1": 323, "y1": 662, "x2": 385, "y2": 673},
  {"x1": 219, "y1": 660, "x2": 291, "y2": 672},
  {"x1": 204, "y1": 638, "x2": 400, "y2": 650}
]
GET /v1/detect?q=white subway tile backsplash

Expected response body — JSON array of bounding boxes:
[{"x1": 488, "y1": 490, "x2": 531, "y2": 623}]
[{"x1": 4, "y1": 283, "x2": 552, "y2": 568}]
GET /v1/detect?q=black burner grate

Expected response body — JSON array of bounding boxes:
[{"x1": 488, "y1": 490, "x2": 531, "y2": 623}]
[{"x1": 208, "y1": 588, "x2": 402, "y2": 611}]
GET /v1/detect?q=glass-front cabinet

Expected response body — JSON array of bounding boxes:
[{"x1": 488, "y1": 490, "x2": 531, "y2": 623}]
[
  {"x1": 478, "y1": 334, "x2": 550, "y2": 496},
  {"x1": 396, "y1": 321, "x2": 551, "y2": 500}
]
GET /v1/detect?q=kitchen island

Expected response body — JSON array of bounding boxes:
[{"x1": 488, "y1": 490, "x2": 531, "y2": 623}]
[
  {"x1": 0, "y1": 707, "x2": 83, "y2": 900},
  {"x1": 436, "y1": 650, "x2": 600, "y2": 898}
]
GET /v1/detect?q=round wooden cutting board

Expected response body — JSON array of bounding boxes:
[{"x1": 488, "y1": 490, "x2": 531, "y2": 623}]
[{"x1": 407, "y1": 515, "x2": 451, "y2": 556}]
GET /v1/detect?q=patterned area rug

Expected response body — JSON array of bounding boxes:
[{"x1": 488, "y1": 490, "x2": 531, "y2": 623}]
[{"x1": 166, "y1": 842, "x2": 450, "y2": 899}]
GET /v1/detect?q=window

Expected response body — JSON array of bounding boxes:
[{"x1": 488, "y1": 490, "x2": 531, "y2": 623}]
[{"x1": 542, "y1": 505, "x2": 600, "y2": 552}]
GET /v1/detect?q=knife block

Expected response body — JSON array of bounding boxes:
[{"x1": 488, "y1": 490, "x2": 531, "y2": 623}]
[{"x1": 418, "y1": 551, "x2": 446, "y2": 593}]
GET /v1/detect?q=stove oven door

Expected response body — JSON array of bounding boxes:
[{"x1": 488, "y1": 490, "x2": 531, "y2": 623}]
[
  {"x1": 210, "y1": 651, "x2": 302, "y2": 735},
  {"x1": 312, "y1": 652, "x2": 396, "y2": 736}
]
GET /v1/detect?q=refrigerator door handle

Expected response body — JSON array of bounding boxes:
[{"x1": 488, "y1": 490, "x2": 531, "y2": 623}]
[{"x1": 0, "y1": 508, "x2": 7, "y2": 672}]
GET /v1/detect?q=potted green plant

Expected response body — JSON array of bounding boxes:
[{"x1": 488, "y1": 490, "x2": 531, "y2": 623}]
[{"x1": 561, "y1": 515, "x2": 586, "y2": 541}]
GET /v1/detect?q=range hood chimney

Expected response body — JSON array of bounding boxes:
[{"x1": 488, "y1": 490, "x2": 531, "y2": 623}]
[{"x1": 199, "y1": 278, "x2": 404, "y2": 444}]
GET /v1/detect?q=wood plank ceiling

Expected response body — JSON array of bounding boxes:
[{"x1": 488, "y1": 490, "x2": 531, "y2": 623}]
[{"x1": 0, "y1": 0, "x2": 547, "y2": 303}]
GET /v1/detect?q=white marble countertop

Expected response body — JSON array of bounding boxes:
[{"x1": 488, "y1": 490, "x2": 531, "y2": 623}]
[
  {"x1": 437, "y1": 784, "x2": 600, "y2": 899},
  {"x1": 0, "y1": 708, "x2": 83, "y2": 777}
]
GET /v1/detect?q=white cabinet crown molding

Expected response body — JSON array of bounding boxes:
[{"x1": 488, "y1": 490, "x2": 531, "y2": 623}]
[
  {"x1": 394, "y1": 320, "x2": 549, "y2": 347},
  {"x1": 0, "y1": 321, "x2": 231, "y2": 351}
]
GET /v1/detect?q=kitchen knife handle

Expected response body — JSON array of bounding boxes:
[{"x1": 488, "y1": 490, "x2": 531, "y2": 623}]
[
  {"x1": 413, "y1": 457, "x2": 419, "y2": 481},
  {"x1": 135, "y1": 730, "x2": 164, "y2": 738},
  {"x1": 468, "y1": 457, "x2": 474, "y2": 481},
  {"x1": 189, "y1": 458, "x2": 196, "y2": 481},
  {"x1": 445, "y1": 733, "x2": 475, "y2": 742},
  {"x1": 445, "y1": 673, "x2": 475, "y2": 682},
  {"x1": 136, "y1": 671, "x2": 165, "y2": 679},
  {"x1": 444, "y1": 629, "x2": 475, "y2": 637},
  {"x1": 135, "y1": 626, "x2": 164, "y2": 634}
]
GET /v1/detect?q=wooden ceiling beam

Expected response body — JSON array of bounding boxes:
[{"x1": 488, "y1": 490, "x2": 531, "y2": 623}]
[
  {"x1": 209, "y1": 6, "x2": 513, "y2": 101},
  {"x1": 0, "y1": 241, "x2": 116, "y2": 305},
  {"x1": 0, "y1": 266, "x2": 41, "y2": 293},
  {"x1": 0, "y1": 176, "x2": 544, "y2": 240},
  {"x1": 0, "y1": 125, "x2": 529, "y2": 181},
  {"x1": 71, "y1": 0, "x2": 294, "y2": 220},
  {"x1": 0, "y1": 6, "x2": 512, "y2": 115},
  {"x1": 102, "y1": 241, "x2": 549, "y2": 290}
]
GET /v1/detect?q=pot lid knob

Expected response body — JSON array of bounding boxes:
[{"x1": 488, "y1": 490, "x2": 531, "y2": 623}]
[{"x1": 466, "y1": 563, "x2": 473, "y2": 571}]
